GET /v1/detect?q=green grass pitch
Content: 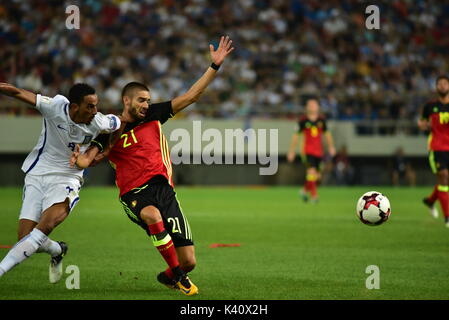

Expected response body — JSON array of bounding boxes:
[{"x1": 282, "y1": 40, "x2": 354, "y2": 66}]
[{"x1": 1, "y1": 186, "x2": 449, "y2": 300}]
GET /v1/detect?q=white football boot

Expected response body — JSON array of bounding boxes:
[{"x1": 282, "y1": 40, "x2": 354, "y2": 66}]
[{"x1": 49, "y1": 241, "x2": 68, "y2": 284}]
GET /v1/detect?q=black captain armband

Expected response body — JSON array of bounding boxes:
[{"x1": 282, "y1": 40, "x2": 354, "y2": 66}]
[
  {"x1": 90, "y1": 134, "x2": 110, "y2": 153},
  {"x1": 90, "y1": 139, "x2": 104, "y2": 153},
  {"x1": 210, "y1": 62, "x2": 220, "y2": 71}
]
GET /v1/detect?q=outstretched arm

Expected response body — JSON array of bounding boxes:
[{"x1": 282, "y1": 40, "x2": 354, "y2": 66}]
[
  {"x1": 0, "y1": 82, "x2": 36, "y2": 106},
  {"x1": 171, "y1": 35, "x2": 234, "y2": 114}
]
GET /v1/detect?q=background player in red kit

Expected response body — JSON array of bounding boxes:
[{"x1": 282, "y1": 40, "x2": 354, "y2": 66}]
[
  {"x1": 287, "y1": 98, "x2": 336, "y2": 203},
  {"x1": 71, "y1": 36, "x2": 234, "y2": 295},
  {"x1": 419, "y1": 75, "x2": 449, "y2": 227}
]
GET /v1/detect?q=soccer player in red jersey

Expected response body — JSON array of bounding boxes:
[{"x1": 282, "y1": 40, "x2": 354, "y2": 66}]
[
  {"x1": 287, "y1": 98, "x2": 336, "y2": 203},
  {"x1": 419, "y1": 75, "x2": 449, "y2": 227},
  {"x1": 71, "y1": 36, "x2": 234, "y2": 295}
]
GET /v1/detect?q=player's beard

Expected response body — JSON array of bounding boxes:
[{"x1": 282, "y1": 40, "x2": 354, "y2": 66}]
[
  {"x1": 129, "y1": 106, "x2": 145, "y2": 121},
  {"x1": 438, "y1": 89, "x2": 449, "y2": 99},
  {"x1": 75, "y1": 111, "x2": 94, "y2": 124},
  {"x1": 86, "y1": 115, "x2": 94, "y2": 124}
]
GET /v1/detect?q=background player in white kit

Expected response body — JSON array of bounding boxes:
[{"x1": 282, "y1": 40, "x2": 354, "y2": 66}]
[{"x1": 0, "y1": 82, "x2": 121, "y2": 283}]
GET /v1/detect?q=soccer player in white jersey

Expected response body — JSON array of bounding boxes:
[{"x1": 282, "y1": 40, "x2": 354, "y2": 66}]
[{"x1": 0, "y1": 82, "x2": 121, "y2": 282}]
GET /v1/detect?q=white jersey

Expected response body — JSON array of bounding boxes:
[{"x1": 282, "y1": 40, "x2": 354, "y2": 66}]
[{"x1": 21, "y1": 94, "x2": 121, "y2": 179}]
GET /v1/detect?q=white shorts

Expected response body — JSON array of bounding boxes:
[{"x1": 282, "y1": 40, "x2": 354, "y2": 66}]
[{"x1": 19, "y1": 174, "x2": 82, "y2": 223}]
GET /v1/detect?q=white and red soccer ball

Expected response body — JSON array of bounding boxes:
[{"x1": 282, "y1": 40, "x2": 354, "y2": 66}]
[{"x1": 356, "y1": 191, "x2": 391, "y2": 226}]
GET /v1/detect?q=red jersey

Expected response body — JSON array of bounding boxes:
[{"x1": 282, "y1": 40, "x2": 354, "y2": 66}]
[
  {"x1": 105, "y1": 101, "x2": 174, "y2": 196},
  {"x1": 297, "y1": 115, "x2": 328, "y2": 157},
  {"x1": 421, "y1": 100, "x2": 449, "y2": 151}
]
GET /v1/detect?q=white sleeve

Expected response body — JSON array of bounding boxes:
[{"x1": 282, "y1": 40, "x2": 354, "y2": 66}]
[
  {"x1": 35, "y1": 94, "x2": 69, "y2": 118},
  {"x1": 94, "y1": 113, "x2": 121, "y2": 133}
]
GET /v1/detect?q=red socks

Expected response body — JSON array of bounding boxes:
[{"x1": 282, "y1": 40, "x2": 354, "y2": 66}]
[
  {"x1": 437, "y1": 185, "x2": 449, "y2": 218},
  {"x1": 304, "y1": 173, "x2": 318, "y2": 199},
  {"x1": 304, "y1": 180, "x2": 312, "y2": 193},
  {"x1": 428, "y1": 185, "x2": 439, "y2": 204},
  {"x1": 309, "y1": 181, "x2": 317, "y2": 198},
  {"x1": 148, "y1": 221, "x2": 180, "y2": 270},
  {"x1": 164, "y1": 267, "x2": 174, "y2": 279}
]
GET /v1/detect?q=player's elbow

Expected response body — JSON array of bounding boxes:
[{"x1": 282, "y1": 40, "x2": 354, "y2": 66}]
[
  {"x1": 172, "y1": 92, "x2": 202, "y2": 114},
  {"x1": 187, "y1": 91, "x2": 202, "y2": 104}
]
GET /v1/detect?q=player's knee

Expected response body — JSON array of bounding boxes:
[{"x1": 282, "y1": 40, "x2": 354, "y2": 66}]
[
  {"x1": 306, "y1": 169, "x2": 317, "y2": 180},
  {"x1": 437, "y1": 170, "x2": 449, "y2": 184},
  {"x1": 141, "y1": 206, "x2": 162, "y2": 225}
]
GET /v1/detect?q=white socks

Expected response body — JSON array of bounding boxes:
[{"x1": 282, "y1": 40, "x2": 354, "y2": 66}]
[
  {"x1": 36, "y1": 238, "x2": 62, "y2": 257},
  {"x1": 0, "y1": 228, "x2": 47, "y2": 277}
]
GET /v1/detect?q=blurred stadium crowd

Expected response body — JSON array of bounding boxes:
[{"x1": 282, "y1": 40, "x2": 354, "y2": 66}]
[{"x1": 0, "y1": 0, "x2": 448, "y2": 125}]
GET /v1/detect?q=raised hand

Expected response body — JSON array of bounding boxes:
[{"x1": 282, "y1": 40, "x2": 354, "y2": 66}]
[
  {"x1": 0, "y1": 83, "x2": 21, "y2": 97},
  {"x1": 209, "y1": 35, "x2": 234, "y2": 66}
]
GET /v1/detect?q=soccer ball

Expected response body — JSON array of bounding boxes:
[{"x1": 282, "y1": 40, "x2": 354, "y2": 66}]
[{"x1": 356, "y1": 191, "x2": 391, "y2": 226}]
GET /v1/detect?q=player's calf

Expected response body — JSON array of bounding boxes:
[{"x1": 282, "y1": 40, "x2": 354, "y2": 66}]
[
  {"x1": 0, "y1": 228, "x2": 48, "y2": 277},
  {"x1": 148, "y1": 220, "x2": 180, "y2": 269},
  {"x1": 17, "y1": 219, "x2": 38, "y2": 240},
  {"x1": 176, "y1": 245, "x2": 196, "y2": 273},
  {"x1": 180, "y1": 259, "x2": 196, "y2": 273},
  {"x1": 141, "y1": 206, "x2": 183, "y2": 271},
  {"x1": 160, "y1": 254, "x2": 196, "y2": 284}
]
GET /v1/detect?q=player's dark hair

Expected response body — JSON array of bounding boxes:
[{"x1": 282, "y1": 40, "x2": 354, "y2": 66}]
[
  {"x1": 121, "y1": 82, "x2": 149, "y2": 98},
  {"x1": 306, "y1": 96, "x2": 319, "y2": 104},
  {"x1": 68, "y1": 83, "x2": 96, "y2": 105},
  {"x1": 307, "y1": 95, "x2": 319, "y2": 100},
  {"x1": 436, "y1": 75, "x2": 449, "y2": 84}
]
